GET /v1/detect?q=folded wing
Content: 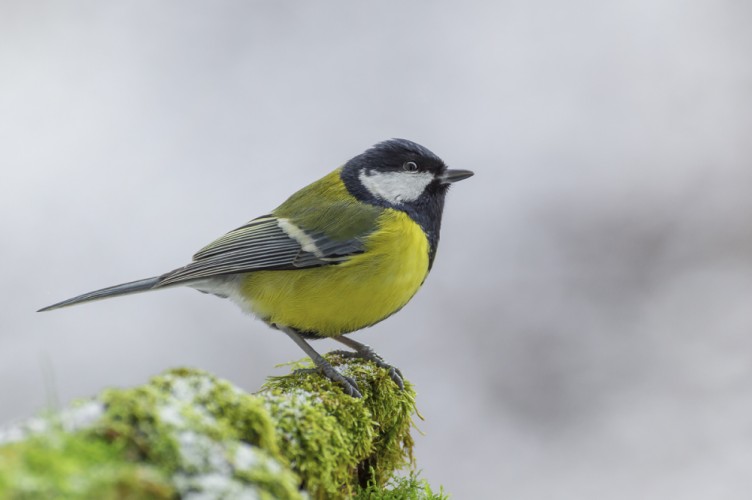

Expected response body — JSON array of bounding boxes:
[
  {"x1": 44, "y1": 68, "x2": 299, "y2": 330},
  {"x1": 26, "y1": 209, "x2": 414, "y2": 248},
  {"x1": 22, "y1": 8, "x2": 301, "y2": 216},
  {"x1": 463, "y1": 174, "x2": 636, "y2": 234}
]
[{"x1": 156, "y1": 215, "x2": 369, "y2": 287}]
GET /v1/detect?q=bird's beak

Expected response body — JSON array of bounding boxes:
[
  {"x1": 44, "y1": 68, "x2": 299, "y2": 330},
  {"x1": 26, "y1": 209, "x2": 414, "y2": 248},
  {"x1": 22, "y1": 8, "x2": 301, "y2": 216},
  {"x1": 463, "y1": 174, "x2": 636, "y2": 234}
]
[{"x1": 441, "y1": 169, "x2": 474, "y2": 184}]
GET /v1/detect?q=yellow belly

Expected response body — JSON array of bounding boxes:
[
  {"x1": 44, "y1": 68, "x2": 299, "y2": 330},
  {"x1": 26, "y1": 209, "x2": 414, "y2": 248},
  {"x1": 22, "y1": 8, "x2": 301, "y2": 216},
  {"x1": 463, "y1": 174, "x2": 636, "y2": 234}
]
[{"x1": 239, "y1": 209, "x2": 430, "y2": 336}]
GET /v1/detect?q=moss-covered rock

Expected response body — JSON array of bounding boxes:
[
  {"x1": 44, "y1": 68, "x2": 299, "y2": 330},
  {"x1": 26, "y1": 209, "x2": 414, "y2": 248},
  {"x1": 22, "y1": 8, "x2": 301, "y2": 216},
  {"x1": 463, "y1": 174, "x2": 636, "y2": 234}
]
[
  {"x1": 0, "y1": 432, "x2": 173, "y2": 499},
  {"x1": 263, "y1": 353, "x2": 417, "y2": 498},
  {"x1": 0, "y1": 355, "x2": 441, "y2": 499}
]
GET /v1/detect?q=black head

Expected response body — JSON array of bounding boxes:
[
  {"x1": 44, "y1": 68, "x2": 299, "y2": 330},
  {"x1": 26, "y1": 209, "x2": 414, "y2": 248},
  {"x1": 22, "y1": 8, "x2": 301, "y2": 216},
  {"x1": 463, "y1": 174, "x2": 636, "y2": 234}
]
[{"x1": 341, "y1": 138, "x2": 473, "y2": 267}]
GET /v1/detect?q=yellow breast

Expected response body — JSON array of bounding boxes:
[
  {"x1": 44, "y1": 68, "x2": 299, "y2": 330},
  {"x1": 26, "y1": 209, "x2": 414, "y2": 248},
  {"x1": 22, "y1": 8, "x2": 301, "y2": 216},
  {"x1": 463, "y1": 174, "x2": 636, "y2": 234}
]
[{"x1": 239, "y1": 209, "x2": 430, "y2": 336}]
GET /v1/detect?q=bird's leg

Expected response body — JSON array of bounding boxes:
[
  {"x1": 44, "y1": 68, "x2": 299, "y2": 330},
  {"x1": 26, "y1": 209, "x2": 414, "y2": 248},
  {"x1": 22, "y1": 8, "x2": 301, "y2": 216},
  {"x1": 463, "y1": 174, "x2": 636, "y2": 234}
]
[
  {"x1": 279, "y1": 326, "x2": 362, "y2": 398},
  {"x1": 332, "y1": 336, "x2": 404, "y2": 390}
]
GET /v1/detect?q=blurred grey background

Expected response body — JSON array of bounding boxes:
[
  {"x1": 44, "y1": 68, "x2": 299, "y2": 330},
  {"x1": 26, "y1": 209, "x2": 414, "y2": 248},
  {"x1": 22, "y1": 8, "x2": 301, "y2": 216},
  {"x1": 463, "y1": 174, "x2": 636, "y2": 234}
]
[{"x1": 2, "y1": 1, "x2": 752, "y2": 498}]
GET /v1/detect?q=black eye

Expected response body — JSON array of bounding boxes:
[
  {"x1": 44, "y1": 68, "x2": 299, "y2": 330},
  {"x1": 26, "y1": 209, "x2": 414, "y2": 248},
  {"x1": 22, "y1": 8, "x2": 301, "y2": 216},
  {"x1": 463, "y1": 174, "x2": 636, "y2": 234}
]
[{"x1": 402, "y1": 161, "x2": 419, "y2": 172}]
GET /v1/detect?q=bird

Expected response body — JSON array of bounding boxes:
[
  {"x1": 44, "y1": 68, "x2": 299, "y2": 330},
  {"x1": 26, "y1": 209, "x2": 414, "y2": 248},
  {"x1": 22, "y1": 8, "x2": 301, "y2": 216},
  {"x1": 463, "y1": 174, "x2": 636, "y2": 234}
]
[{"x1": 39, "y1": 138, "x2": 473, "y2": 398}]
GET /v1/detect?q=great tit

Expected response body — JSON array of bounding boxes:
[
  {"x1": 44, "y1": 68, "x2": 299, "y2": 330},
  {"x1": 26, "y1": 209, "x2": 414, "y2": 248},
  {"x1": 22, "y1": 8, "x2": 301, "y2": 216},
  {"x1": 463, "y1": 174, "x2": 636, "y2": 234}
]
[{"x1": 39, "y1": 139, "x2": 473, "y2": 398}]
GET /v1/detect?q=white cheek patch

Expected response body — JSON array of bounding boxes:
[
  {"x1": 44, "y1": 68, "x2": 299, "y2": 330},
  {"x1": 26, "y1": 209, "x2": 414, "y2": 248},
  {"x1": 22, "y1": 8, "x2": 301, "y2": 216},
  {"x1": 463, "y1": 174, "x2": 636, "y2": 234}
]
[{"x1": 358, "y1": 170, "x2": 434, "y2": 204}]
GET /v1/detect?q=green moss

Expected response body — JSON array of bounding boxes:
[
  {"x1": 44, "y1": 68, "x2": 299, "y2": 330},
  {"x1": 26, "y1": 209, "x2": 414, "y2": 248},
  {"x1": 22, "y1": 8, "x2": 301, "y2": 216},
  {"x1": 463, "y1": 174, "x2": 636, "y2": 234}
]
[
  {"x1": 89, "y1": 368, "x2": 282, "y2": 465},
  {"x1": 155, "y1": 368, "x2": 280, "y2": 457},
  {"x1": 92, "y1": 380, "x2": 181, "y2": 472},
  {"x1": 0, "y1": 432, "x2": 173, "y2": 499},
  {"x1": 93, "y1": 368, "x2": 298, "y2": 498},
  {"x1": 0, "y1": 359, "x2": 425, "y2": 499},
  {"x1": 262, "y1": 354, "x2": 417, "y2": 499},
  {"x1": 354, "y1": 472, "x2": 449, "y2": 500},
  {"x1": 338, "y1": 356, "x2": 417, "y2": 486},
  {"x1": 232, "y1": 445, "x2": 303, "y2": 500}
]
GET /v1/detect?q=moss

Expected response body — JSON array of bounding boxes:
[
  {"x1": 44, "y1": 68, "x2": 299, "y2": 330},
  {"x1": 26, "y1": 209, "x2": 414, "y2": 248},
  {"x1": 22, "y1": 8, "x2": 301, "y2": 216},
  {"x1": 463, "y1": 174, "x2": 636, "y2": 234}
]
[
  {"x1": 91, "y1": 378, "x2": 182, "y2": 472},
  {"x1": 0, "y1": 432, "x2": 173, "y2": 499},
  {"x1": 262, "y1": 354, "x2": 417, "y2": 499},
  {"x1": 93, "y1": 367, "x2": 299, "y2": 498},
  {"x1": 232, "y1": 445, "x2": 302, "y2": 500},
  {"x1": 354, "y1": 472, "x2": 449, "y2": 500},
  {"x1": 0, "y1": 358, "x2": 427, "y2": 499}
]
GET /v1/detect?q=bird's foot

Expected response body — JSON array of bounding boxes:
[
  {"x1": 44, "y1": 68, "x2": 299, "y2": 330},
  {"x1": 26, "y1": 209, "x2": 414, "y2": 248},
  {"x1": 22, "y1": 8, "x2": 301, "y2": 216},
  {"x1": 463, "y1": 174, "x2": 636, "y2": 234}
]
[
  {"x1": 280, "y1": 326, "x2": 363, "y2": 398},
  {"x1": 331, "y1": 341, "x2": 404, "y2": 390},
  {"x1": 293, "y1": 366, "x2": 362, "y2": 398}
]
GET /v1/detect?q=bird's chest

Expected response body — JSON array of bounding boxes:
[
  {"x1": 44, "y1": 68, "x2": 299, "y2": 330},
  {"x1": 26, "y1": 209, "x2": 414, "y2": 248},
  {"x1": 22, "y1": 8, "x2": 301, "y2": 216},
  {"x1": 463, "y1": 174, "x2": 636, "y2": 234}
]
[{"x1": 240, "y1": 210, "x2": 431, "y2": 336}]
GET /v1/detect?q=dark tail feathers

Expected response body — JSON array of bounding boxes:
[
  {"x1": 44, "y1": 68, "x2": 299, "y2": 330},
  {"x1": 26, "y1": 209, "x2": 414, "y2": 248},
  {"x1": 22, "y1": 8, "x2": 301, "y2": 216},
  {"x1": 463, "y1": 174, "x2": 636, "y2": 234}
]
[{"x1": 38, "y1": 276, "x2": 162, "y2": 312}]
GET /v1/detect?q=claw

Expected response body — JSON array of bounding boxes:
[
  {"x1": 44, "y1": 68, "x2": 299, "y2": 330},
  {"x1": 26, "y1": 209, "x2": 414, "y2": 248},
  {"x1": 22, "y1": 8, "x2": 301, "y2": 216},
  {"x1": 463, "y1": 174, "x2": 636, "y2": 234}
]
[
  {"x1": 321, "y1": 365, "x2": 363, "y2": 398},
  {"x1": 330, "y1": 342, "x2": 405, "y2": 390},
  {"x1": 293, "y1": 365, "x2": 362, "y2": 397}
]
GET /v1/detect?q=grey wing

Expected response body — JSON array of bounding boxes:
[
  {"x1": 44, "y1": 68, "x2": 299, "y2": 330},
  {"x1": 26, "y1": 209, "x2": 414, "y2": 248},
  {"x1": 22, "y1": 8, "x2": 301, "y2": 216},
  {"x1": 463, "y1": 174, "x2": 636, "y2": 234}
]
[{"x1": 156, "y1": 216, "x2": 366, "y2": 287}]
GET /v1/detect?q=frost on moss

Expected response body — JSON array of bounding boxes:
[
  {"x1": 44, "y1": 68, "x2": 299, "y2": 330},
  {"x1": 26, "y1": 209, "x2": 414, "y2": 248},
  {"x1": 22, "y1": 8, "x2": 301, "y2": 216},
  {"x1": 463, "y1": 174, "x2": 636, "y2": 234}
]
[
  {"x1": 262, "y1": 353, "x2": 417, "y2": 498},
  {"x1": 0, "y1": 355, "x2": 438, "y2": 499},
  {"x1": 0, "y1": 432, "x2": 173, "y2": 499}
]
